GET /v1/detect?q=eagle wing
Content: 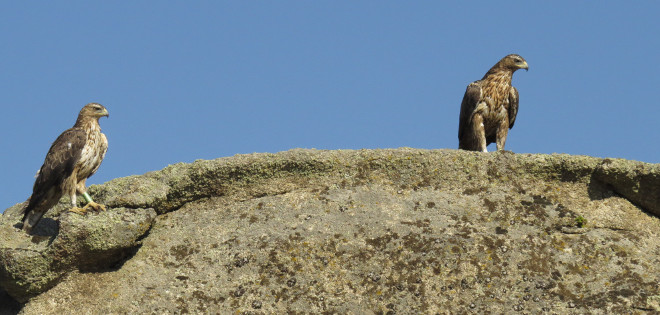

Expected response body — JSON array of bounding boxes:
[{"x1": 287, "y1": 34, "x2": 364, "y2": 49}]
[
  {"x1": 508, "y1": 86, "x2": 519, "y2": 129},
  {"x1": 458, "y1": 81, "x2": 483, "y2": 140},
  {"x1": 27, "y1": 128, "x2": 86, "y2": 212}
]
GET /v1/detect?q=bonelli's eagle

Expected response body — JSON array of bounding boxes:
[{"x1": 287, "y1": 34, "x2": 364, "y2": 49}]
[
  {"x1": 458, "y1": 54, "x2": 528, "y2": 152},
  {"x1": 21, "y1": 103, "x2": 109, "y2": 233}
]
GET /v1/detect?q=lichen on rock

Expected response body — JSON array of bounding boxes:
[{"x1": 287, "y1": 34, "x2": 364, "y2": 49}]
[
  {"x1": 0, "y1": 206, "x2": 156, "y2": 303},
  {"x1": 1, "y1": 148, "x2": 659, "y2": 314}
]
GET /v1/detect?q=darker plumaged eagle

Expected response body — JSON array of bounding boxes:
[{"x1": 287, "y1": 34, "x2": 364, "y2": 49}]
[
  {"x1": 458, "y1": 54, "x2": 528, "y2": 152},
  {"x1": 21, "y1": 103, "x2": 109, "y2": 233}
]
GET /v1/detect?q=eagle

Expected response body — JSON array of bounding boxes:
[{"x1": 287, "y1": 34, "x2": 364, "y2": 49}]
[
  {"x1": 21, "y1": 103, "x2": 109, "y2": 233},
  {"x1": 458, "y1": 54, "x2": 528, "y2": 152}
]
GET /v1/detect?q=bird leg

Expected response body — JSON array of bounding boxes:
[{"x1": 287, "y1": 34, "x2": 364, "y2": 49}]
[
  {"x1": 495, "y1": 118, "x2": 509, "y2": 151},
  {"x1": 68, "y1": 192, "x2": 106, "y2": 215},
  {"x1": 83, "y1": 201, "x2": 107, "y2": 212},
  {"x1": 68, "y1": 192, "x2": 87, "y2": 215},
  {"x1": 471, "y1": 114, "x2": 488, "y2": 152},
  {"x1": 81, "y1": 192, "x2": 107, "y2": 212}
]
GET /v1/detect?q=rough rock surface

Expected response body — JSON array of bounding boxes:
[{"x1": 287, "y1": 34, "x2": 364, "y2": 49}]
[
  {"x1": 0, "y1": 205, "x2": 156, "y2": 303},
  {"x1": 1, "y1": 148, "x2": 659, "y2": 314}
]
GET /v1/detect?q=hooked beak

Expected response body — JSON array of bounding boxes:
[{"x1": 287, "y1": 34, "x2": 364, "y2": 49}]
[{"x1": 521, "y1": 61, "x2": 529, "y2": 71}]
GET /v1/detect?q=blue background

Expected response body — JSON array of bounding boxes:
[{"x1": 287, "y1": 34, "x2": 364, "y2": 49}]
[{"x1": 2, "y1": 1, "x2": 658, "y2": 211}]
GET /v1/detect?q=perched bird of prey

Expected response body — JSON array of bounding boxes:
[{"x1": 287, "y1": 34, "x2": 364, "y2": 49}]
[
  {"x1": 21, "y1": 103, "x2": 109, "y2": 233},
  {"x1": 458, "y1": 54, "x2": 528, "y2": 152}
]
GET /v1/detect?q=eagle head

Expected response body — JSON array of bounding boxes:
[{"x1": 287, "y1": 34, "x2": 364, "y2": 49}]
[
  {"x1": 80, "y1": 103, "x2": 109, "y2": 119},
  {"x1": 501, "y1": 54, "x2": 529, "y2": 72}
]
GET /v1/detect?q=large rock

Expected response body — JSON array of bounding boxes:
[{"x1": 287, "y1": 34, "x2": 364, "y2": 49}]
[
  {"x1": 0, "y1": 204, "x2": 156, "y2": 303},
  {"x1": 1, "y1": 148, "x2": 659, "y2": 314}
]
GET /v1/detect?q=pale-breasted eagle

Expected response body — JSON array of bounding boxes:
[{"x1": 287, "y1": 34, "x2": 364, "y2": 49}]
[
  {"x1": 21, "y1": 103, "x2": 109, "y2": 233},
  {"x1": 458, "y1": 54, "x2": 528, "y2": 152}
]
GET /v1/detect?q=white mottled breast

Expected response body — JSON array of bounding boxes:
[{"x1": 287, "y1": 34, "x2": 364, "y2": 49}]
[
  {"x1": 77, "y1": 121, "x2": 108, "y2": 180},
  {"x1": 479, "y1": 74, "x2": 512, "y2": 133}
]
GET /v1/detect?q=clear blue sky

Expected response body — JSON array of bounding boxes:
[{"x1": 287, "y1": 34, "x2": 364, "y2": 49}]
[{"x1": 1, "y1": 1, "x2": 659, "y2": 211}]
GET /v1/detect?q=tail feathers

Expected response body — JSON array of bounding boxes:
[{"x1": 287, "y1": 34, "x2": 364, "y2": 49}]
[
  {"x1": 22, "y1": 209, "x2": 46, "y2": 233},
  {"x1": 21, "y1": 201, "x2": 30, "y2": 223},
  {"x1": 21, "y1": 201, "x2": 47, "y2": 233},
  {"x1": 21, "y1": 188, "x2": 63, "y2": 233}
]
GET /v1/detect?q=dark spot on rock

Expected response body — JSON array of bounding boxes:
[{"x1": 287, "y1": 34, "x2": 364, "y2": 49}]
[
  {"x1": 551, "y1": 270, "x2": 562, "y2": 280},
  {"x1": 463, "y1": 187, "x2": 486, "y2": 195},
  {"x1": 176, "y1": 275, "x2": 189, "y2": 281},
  {"x1": 495, "y1": 227, "x2": 508, "y2": 234},
  {"x1": 532, "y1": 195, "x2": 552, "y2": 206},
  {"x1": 287, "y1": 277, "x2": 297, "y2": 287},
  {"x1": 556, "y1": 204, "x2": 576, "y2": 218},
  {"x1": 169, "y1": 244, "x2": 198, "y2": 261},
  {"x1": 426, "y1": 202, "x2": 435, "y2": 208},
  {"x1": 484, "y1": 198, "x2": 497, "y2": 211},
  {"x1": 366, "y1": 232, "x2": 399, "y2": 251},
  {"x1": 192, "y1": 290, "x2": 225, "y2": 304},
  {"x1": 233, "y1": 286, "x2": 245, "y2": 297},
  {"x1": 289, "y1": 232, "x2": 303, "y2": 242},
  {"x1": 367, "y1": 272, "x2": 381, "y2": 282},
  {"x1": 234, "y1": 256, "x2": 249, "y2": 268}
]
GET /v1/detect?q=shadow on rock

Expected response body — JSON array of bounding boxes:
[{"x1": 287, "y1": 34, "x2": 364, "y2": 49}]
[
  {"x1": 0, "y1": 287, "x2": 21, "y2": 315},
  {"x1": 0, "y1": 207, "x2": 157, "y2": 303},
  {"x1": 591, "y1": 158, "x2": 660, "y2": 217}
]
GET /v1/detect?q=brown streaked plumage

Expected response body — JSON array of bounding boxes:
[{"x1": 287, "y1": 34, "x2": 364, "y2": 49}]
[
  {"x1": 458, "y1": 54, "x2": 528, "y2": 152},
  {"x1": 21, "y1": 103, "x2": 109, "y2": 233}
]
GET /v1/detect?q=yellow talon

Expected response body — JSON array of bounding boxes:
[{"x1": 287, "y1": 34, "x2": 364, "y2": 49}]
[{"x1": 84, "y1": 201, "x2": 107, "y2": 212}]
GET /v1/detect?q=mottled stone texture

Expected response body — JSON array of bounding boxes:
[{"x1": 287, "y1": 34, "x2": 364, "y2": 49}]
[{"x1": 1, "y1": 149, "x2": 659, "y2": 314}]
